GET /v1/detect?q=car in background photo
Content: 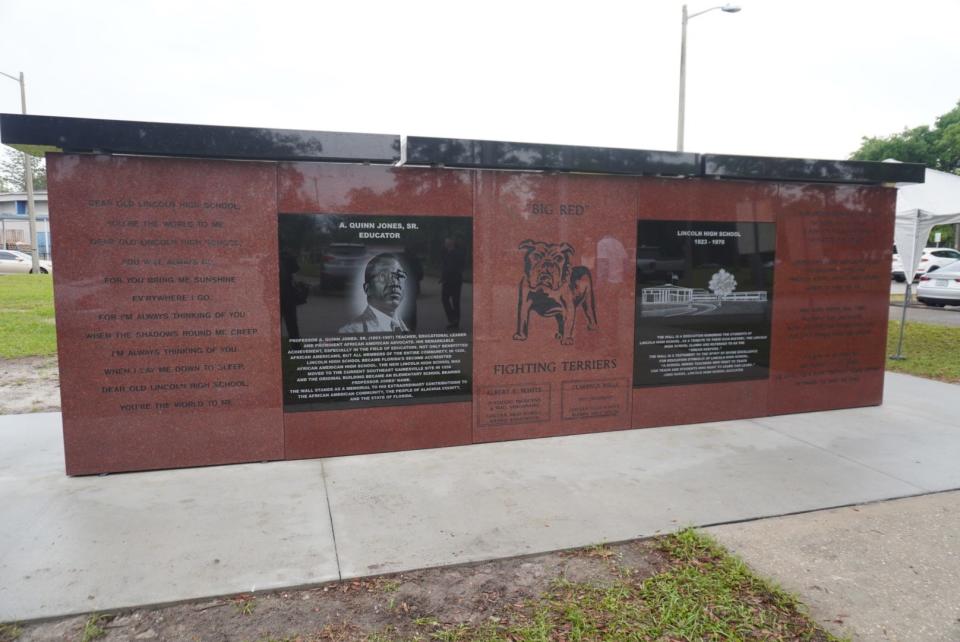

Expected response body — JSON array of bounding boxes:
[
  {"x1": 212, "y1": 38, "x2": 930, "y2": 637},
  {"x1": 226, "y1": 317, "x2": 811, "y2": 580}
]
[
  {"x1": 0, "y1": 250, "x2": 53, "y2": 274},
  {"x1": 316, "y1": 243, "x2": 367, "y2": 290},
  {"x1": 917, "y1": 264, "x2": 960, "y2": 307}
]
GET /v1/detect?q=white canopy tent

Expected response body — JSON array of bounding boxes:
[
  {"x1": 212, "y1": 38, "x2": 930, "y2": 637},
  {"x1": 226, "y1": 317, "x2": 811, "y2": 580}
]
[
  {"x1": 894, "y1": 165, "x2": 960, "y2": 282},
  {"x1": 890, "y1": 164, "x2": 960, "y2": 358}
]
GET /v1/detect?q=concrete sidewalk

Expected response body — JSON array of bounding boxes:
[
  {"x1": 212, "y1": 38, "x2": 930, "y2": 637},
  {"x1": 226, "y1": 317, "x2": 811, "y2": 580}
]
[
  {"x1": 708, "y1": 491, "x2": 960, "y2": 641},
  {"x1": 2, "y1": 372, "x2": 959, "y2": 623}
]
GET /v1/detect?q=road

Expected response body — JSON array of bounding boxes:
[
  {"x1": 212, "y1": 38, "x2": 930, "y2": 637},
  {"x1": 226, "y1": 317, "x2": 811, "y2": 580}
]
[{"x1": 889, "y1": 280, "x2": 960, "y2": 327}]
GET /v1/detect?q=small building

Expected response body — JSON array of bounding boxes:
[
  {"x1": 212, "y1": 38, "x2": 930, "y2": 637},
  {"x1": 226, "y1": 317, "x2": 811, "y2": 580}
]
[
  {"x1": 641, "y1": 285, "x2": 694, "y2": 304},
  {"x1": 0, "y1": 191, "x2": 51, "y2": 259}
]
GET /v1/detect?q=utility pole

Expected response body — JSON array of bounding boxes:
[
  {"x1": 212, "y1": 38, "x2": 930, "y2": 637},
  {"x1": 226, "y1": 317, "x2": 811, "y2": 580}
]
[
  {"x1": 1, "y1": 70, "x2": 39, "y2": 273},
  {"x1": 676, "y1": 4, "x2": 741, "y2": 152}
]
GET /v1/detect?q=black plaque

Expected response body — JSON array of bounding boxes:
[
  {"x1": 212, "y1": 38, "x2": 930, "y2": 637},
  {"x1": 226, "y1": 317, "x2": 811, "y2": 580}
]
[
  {"x1": 279, "y1": 214, "x2": 473, "y2": 410},
  {"x1": 633, "y1": 220, "x2": 776, "y2": 387}
]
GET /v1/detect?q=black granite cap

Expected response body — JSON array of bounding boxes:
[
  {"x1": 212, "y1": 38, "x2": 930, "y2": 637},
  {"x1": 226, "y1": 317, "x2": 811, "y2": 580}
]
[
  {"x1": 0, "y1": 114, "x2": 400, "y2": 164},
  {"x1": 702, "y1": 154, "x2": 925, "y2": 185},
  {"x1": 0, "y1": 114, "x2": 926, "y2": 184},
  {"x1": 405, "y1": 136, "x2": 698, "y2": 177}
]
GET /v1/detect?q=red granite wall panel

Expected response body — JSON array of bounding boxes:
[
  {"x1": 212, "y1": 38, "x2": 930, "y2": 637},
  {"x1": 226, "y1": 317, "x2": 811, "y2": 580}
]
[
  {"x1": 766, "y1": 183, "x2": 895, "y2": 414},
  {"x1": 629, "y1": 179, "x2": 895, "y2": 428},
  {"x1": 278, "y1": 163, "x2": 475, "y2": 459},
  {"x1": 472, "y1": 172, "x2": 638, "y2": 442},
  {"x1": 630, "y1": 179, "x2": 778, "y2": 427},
  {"x1": 45, "y1": 156, "x2": 897, "y2": 473},
  {"x1": 47, "y1": 154, "x2": 283, "y2": 475}
]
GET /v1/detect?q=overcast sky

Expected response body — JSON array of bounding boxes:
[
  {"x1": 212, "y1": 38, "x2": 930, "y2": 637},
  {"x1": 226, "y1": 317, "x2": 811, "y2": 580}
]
[{"x1": 1, "y1": 0, "x2": 958, "y2": 161}]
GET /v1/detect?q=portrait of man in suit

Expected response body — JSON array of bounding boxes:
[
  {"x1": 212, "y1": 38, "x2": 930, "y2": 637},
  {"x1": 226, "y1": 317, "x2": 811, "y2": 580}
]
[{"x1": 338, "y1": 252, "x2": 410, "y2": 333}]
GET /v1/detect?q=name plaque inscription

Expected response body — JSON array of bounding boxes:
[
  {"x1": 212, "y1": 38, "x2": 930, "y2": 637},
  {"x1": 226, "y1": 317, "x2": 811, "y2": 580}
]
[
  {"x1": 277, "y1": 213, "x2": 473, "y2": 411},
  {"x1": 634, "y1": 220, "x2": 776, "y2": 387}
]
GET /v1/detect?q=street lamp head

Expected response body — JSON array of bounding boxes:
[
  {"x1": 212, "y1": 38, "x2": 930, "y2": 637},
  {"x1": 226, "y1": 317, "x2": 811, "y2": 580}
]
[{"x1": 721, "y1": 4, "x2": 742, "y2": 12}]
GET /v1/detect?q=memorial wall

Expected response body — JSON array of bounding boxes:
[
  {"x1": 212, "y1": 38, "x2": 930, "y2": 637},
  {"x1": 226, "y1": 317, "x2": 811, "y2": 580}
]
[{"x1": 0, "y1": 114, "x2": 924, "y2": 475}]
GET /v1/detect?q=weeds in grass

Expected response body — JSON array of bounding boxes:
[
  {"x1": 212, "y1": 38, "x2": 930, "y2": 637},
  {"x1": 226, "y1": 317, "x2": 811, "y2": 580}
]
[
  {"x1": 80, "y1": 614, "x2": 107, "y2": 642},
  {"x1": 583, "y1": 542, "x2": 617, "y2": 560},
  {"x1": 0, "y1": 622, "x2": 23, "y2": 642},
  {"x1": 233, "y1": 595, "x2": 256, "y2": 616},
  {"x1": 375, "y1": 529, "x2": 842, "y2": 642},
  {"x1": 378, "y1": 579, "x2": 401, "y2": 592}
]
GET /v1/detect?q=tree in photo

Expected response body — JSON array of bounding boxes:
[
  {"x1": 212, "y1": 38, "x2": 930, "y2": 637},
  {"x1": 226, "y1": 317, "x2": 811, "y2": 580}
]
[
  {"x1": 708, "y1": 269, "x2": 737, "y2": 306},
  {"x1": 851, "y1": 100, "x2": 960, "y2": 246},
  {"x1": 850, "y1": 100, "x2": 960, "y2": 175},
  {"x1": 0, "y1": 144, "x2": 47, "y2": 192}
]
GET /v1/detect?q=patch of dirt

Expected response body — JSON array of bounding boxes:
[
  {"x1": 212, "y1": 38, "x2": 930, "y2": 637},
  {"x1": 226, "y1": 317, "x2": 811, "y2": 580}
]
[
  {"x1": 0, "y1": 356, "x2": 61, "y2": 414},
  {"x1": 9, "y1": 541, "x2": 671, "y2": 642}
]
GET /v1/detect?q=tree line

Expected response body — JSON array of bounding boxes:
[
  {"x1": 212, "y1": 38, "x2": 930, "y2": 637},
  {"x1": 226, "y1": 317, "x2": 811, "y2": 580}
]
[
  {"x1": 0, "y1": 144, "x2": 47, "y2": 192},
  {"x1": 851, "y1": 100, "x2": 960, "y2": 175},
  {"x1": 851, "y1": 100, "x2": 960, "y2": 247}
]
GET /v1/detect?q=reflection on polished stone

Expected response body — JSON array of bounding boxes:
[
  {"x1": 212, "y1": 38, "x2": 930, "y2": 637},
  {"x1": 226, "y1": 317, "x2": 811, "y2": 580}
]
[
  {"x1": 703, "y1": 153, "x2": 925, "y2": 184},
  {"x1": 405, "y1": 136, "x2": 698, "y2": 176},
  {"x1": 0, "y1": 113, "x2": 400, "y2": 163}
]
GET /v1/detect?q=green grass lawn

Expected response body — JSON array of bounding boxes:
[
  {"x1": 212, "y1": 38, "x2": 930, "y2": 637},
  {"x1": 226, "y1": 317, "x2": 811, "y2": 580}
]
[
  {"x1": 392, "y1": 529, "x2": 841, "y2": 641},
  {"x1": 887, "y1": 319, "x2": 960, "y2": 382},
  {"x1": 0, "y1": 274, "x2": 57, "y2": 359}
]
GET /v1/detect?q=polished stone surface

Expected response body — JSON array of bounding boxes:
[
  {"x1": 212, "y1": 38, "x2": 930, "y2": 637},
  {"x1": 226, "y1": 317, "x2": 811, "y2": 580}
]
[
  {"x1": 1, "y1": 114, "x2": 926, "y2": 183},
  {"x1": 472, "y1": 171, "x2": 638, "y2": 441},
  {"x1": 0, "y1": 113, "x2": 400, "y2": 163},
  {"x1": 766, "y1": 183, "x2": 895, "y2": 416},
  {"x1": 2, "y1": 372, "x2": 957, "y2": 622},
  {"x1": 43, "y1": 155, "x2": 895, "y2": 474},
  {"x1": 278, "y1": 163, "x2": 475, "y2": 460},
  {"x1": 48, "y1": 154, "x2": 284, "y2": 474},
  {"x1": 703, "y1": 153, "x2": 925, "y2": 184},
  {"x1": 405, "y1": 136, "x2": 698, "y2": 176},
  {"x1": 42, "y1": 154, "x2": 905, "y2": 471}
]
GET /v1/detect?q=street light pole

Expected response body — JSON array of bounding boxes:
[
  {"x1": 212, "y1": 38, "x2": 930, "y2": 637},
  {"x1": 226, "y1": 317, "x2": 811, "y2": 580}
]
[
  {"x1": 677, "y1": 4, "x2": 742, "y2": 152},
  {"x1": 677, "y1": 5, "x2": 689, "y2": 153},
  {"x1": 1, "y1": 70, "x2": 40, "y2": 273}
]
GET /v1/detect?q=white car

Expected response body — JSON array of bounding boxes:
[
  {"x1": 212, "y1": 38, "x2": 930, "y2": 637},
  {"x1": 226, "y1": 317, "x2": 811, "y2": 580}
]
[
  {"x1": 892, "y1": 247, "x2": 905, "y2": 282},
  {"x1": 915, "y1": 247, "x2": 960, "y2": 279},
  {"x1": 0, "y1": 250, "x2": 53, "y2": 274},
  {"x1": 917, "y1": 264, "x2": 960, "y2": 307},
  {"x1": 893, "y1": 247, "x2": 960, "y2": 281}
]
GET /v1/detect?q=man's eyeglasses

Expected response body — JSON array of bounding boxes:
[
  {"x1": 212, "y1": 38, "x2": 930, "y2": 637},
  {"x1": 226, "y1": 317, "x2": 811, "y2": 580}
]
[{"x1": 370, "y1": 269, "x2": 407, "y2": 284}]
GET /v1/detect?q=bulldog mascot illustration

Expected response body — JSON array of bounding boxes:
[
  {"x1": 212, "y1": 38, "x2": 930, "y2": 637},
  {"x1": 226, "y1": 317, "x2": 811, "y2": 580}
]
[{"x1": 513, "y1": 239, "x2": 598, "y2": 345}]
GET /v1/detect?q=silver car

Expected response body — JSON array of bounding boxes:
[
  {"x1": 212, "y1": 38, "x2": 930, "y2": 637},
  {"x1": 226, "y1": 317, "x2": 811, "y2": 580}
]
[
  {"x1": 917, "y1": 263, "x2": 960, "y2": 307},
  {"x1": 0, "y1": 250, "x2": 53, "y2": 274}
]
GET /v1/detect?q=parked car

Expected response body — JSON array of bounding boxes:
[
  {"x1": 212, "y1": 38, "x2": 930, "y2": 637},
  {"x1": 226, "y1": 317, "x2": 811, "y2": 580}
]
[
  {"x1": 893, "y1": 247, "x2": 960, "y2": 281},
  {"x1": 917, "y1": 264, "x2": 960, "y2": 307},
  {"x1": 892, "y1": 246, "x2": 905, "y2": 282},
  {"x1": 915, "y1": 247, "x2": 960, "y2": 279},
  {"x1": 0, "y1": 250, "x2": 53, "y2": 274},
  {"x1": 316, "y1": 243, "x2": 367, "y2": 289}
]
